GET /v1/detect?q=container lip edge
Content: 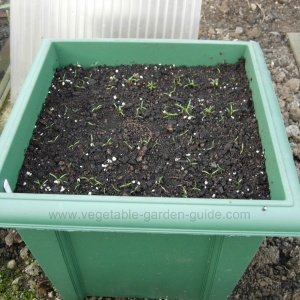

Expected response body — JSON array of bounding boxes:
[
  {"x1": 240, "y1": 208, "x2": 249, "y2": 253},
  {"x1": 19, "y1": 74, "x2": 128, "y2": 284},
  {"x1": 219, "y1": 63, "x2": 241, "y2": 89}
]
[
  {"x1": 0, "y1": 192, "x2": 292, "y2": 207},
  {"x1": 46, "y1": 38, "x2": 253, "y2": 46},
  {"x1": 10, "y1": 224, "x2": 300, "y2": 237},
  {"x1": 0, "y1": 40, "x2": 53, "y2": 170},
  {"x1": 248, "y1": 42, "x2": 299, "y2": 205},
  {"x1": 1, "y1": 40, "x2": 299, "y2": 235}
]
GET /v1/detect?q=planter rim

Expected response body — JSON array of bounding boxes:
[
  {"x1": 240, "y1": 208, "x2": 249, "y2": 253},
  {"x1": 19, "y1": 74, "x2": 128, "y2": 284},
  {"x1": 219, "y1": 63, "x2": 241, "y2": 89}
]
[{"x1": 0, "y1": 39, "x2": 299, "y2": 236}]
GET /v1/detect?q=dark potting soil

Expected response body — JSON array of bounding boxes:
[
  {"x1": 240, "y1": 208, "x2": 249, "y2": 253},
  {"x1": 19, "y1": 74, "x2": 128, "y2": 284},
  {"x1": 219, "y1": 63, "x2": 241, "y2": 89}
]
[{"x1": 16, "y1": 60, "x2": 270, "y2": 199}]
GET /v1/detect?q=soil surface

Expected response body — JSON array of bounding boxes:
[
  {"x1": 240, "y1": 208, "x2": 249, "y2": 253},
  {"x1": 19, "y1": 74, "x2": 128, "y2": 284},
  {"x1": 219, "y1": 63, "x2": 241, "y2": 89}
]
[
  {"x1": 0, "y1": 0, "x2": 300, "y2": 299},
  {"x1": 16, "y1": 61, "x2": 269, "y2": 200}
]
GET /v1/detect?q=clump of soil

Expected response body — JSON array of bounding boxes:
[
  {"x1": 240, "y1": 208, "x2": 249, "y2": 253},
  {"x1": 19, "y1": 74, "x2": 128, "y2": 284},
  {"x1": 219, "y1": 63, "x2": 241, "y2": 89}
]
[{"x1": 16, "y1": 60, "x2": 269, "y2": 200}]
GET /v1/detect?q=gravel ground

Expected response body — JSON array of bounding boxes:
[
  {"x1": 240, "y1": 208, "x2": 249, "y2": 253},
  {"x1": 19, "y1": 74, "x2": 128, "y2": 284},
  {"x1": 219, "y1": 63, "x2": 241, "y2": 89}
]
[{"x1": 1, "y1": 0, "x2": 300, "y2": 299}]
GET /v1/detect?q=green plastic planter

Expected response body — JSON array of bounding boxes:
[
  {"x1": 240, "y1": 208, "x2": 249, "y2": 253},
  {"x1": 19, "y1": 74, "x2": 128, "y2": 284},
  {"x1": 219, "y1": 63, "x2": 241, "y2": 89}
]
[{"x1": 0, "y1": 40, "x2": 299, "y2": 300}]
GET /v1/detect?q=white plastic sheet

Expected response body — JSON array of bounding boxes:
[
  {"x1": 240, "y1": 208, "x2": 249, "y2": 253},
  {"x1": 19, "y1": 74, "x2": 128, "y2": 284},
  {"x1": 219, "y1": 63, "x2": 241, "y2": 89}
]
[{"x1": 10, "y1": 0, "x2": 202, "y2": 101}]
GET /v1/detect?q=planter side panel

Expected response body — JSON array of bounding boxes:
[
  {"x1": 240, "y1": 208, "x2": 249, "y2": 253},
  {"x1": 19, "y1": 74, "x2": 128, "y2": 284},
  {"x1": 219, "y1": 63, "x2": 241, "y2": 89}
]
[
  {"x1": 0, "y1": 43, "x2": 58, "y2": 190},
  {"x1": 19, "y1": 230, "x2": 262, "y2": 300},
  {"x1": 244, "y1": 46, "x2": 291, "y2": 200},
  {"x1": 54, "y1": 41, "x2": 247, "y2": 68},
  {"x1": 18, "y1": 229, "x2": 83, "y2": 300},
  {"x1": 205, "y1": 236, "x2": 263, "y2": 299}
]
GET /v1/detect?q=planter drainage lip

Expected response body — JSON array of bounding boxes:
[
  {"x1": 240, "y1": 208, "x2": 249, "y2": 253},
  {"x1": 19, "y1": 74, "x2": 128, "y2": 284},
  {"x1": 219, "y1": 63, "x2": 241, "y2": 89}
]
[
  {"x1": 0, "y1": 193, "x2": 300, "y2": 237},
  {"x1": 0, "y1": 39, "x2": 299, "y2": 237}
]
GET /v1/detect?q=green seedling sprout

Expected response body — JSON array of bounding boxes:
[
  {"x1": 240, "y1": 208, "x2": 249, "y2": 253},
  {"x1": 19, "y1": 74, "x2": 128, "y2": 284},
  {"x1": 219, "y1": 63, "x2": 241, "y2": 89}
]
[
  {"x1": 236, "y1": 178, "x2": 243, "y2": 187},
  {"x1": 156, "y1": 176, "x2": 164, "y2": 185},
  {"x1": 48, "y1": 135, "x2": 60, "y2": 143},
  {"x1": 110, "y1": 75, "x2": 118, "y2": 82},
  {"x1": 93, "y1": 177, "x2": 101, "y2": 186},
  {"x1": 114, "y1": 103, "x2": 125, "y2": 117},
  {"x1": 162, "y1": 110, "x2": 178, "y2": 118},
  {"x1": 179, "y1": 185, "x2": 188, "y2": 198},
  {"x1": 102, "y1": 138, "x2": 112, "y2": 147},
  {"x1": 201, "y1": 105, "x2": 215, "y2": 120},
  {"x1": 125, "y1": 73, "x2": 140, "y2": 85},
  {"x1": 175, "y1": 99, "x2": 194, "y2": 116},
  {"x1": 163, "y1": 87, "x2": 176, "y2": 97},
  {"x1": 207, "y1": 140, "x2": 215, "y2": 151},
  {"x1": 64, "y1": 105, "x2": 68, "y2": 116},
  {"x1": 226, "y1": 103, "x2": 239, "y2": 117},
  {"x1": 91, "y1": 104, "x2": 102, "y2": 113},
  {"x1": 68, "y1": 141, "x2": 80, "y2": 149},
  {"x1": 107, "y1": 75, "x2": 118, "y2": 89},
  {"x1": 109, "y1": 75, "x2": 118, "y2": 83},
  {"x1": 34, "y1": 179, "x2": 48, "y2": 189},
  {"x1": 155, "y1": 176, "x2": 168, "y2": 193},
  {"x1": 119, "y1": 182, "x2": 133, "y2": 188},
  {"x1": 45, "y1": 122, "x2": 54, "y2": 129},
  {"x1": 202, "y1": 165, "x2": 224, "y2": 177},
  {"x1": 163, "y1": 76, "x2": 180, "y2": 97},
  {"x1": 187, "y1": 157, "x2": 198, "y2": 167},
  {"x1": 136, "y1": 100, "x2": 146, "y2": 118},
  {"x1": 75, "y1": 79, "x2": 86, "y2": 89},
  {"x1": 210, "y1": 78, "x2": 219, "y2": 87},
  {"x1": 188, "y1": 135, "x2": 194, "y2": 145},
  {"x1": 140, "y1": 136, "x2": 152, "y2": 145},
  {"x1": 174, "y1": 75, "x2": 183, "y2": 87},
  {"x1": 112, "y1": 184, "x2": 120, "y2": 192},
  {"x1": 124, "y1": 140, "x2": 133, "y2": 150},
  {"x1": 183, "y1": 79, "x2": 197, "y2": 89},
  {"x1": 49, "y1": 173, "x2": 68, "y2": 184},
  {"x1": 80, "y1": 176, "x2": 103, "y2": 187},
  {"x1": 202, "y1": 170, "x2": 212, "y2": 176},
  {"x1": 130, "y1": 184, "x2": 141, "y2": 194},
  {"x1": 153, "y1": 139, "x2": 161, "y2": 148},
  {"x1": 192, "y1": 182, "x2": 201, "y2": 192},
  {"x1": 147, "y1": 81, "x2": 157, "y2": 91},
  {"x1": 177, "y1": 130, "x2": 189, "y2": 137},
  {"x1": 240, "y1": 142, "x2": 244, "y2": 154}
]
